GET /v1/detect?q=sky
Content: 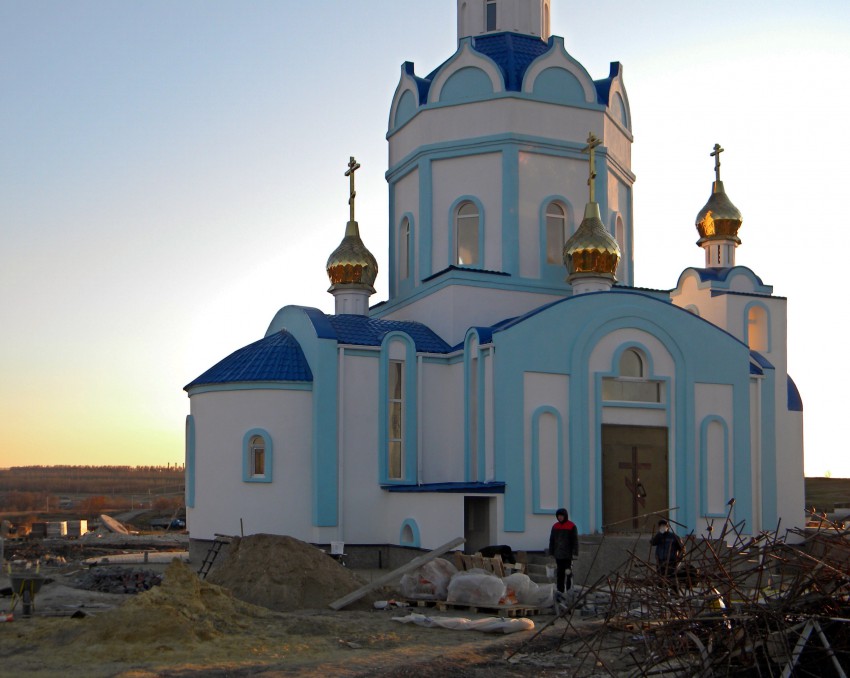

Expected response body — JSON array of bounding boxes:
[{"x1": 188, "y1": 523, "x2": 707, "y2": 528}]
[{"x1": 1, "y1": 1, "x2": 849, "y2": 476}]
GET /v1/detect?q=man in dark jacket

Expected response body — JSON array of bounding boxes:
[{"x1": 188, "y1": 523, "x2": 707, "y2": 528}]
[
  {"x1": 548, "y1": 508, "x2": 579, "y2": 593},
  {"x1": 650, "y1": 519, "x2": 683, "y2": 584}
]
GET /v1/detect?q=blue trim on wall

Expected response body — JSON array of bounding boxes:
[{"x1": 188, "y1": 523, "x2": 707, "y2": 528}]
[
  {"x1": 449, "y1": 195, "x2": 486, "y2": 269},
  {"x1": 419, "y1": 158, "x2": 433, "y2": 280},
  {"x1": 743, "y1": 300, "x2": 772, "y2": 353},
  {"x1": 399, "y1": 518, "x2": 421, "y2": 547},
  {"x1": 384, "y1": 481, "x2": 505, "y2": 493},
  {"x1": 379, "y1": 332, "x2": 418, "y2": 485},
  {"x1": 463, "y1": 331, "x2": 487, "y2": 482},
  {"x1": 242, "y1": 428, "x2": 273, "y2": 483},
  {"x1": 699, "y1": 416, "x2": 730, "y2": 517},
  {"x1": 531, "y1": 406, "x2": 564, "y2": 513},
  {"x1": 759, "y1": 365, "x2": 778, "y2": 527},
  {"x1": 185, "y1": 415, "x2": 195, "y2": 508}
]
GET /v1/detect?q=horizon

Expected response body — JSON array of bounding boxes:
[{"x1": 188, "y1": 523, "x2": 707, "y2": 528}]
[{"x1": 2, "y1": 1, "x2": 849, "y2": 475}]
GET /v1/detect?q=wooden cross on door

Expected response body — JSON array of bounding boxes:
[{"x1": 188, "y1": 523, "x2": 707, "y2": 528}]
[{"x1": 619, "y1": 446, "x2": 650, "y2": 528}]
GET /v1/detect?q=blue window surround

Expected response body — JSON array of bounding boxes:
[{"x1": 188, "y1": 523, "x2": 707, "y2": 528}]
[
  {"x1": 699, "y1": 416, "x2": 730, "y2": 518},
  {"x1": 242, "y1": 428, "x2": 273, "y2": 483},
  {"x1": 743, "y1": 300, "x2": 771, "y2": 352},
  {"x1": 399, "y1": 518, "x2": 421, "y2": 547},
  {"x1": 185, "y1": 415, "x2": 196, "y2": 508},
  {"x1": 531, "y1": 406, "x2": 565, "y2": 514},
  {"x1": 379, "y1": 333, "x2": 418, "y2": 485},
  {"x1": 538, "y1": 195, "x2": 574, "y2": 282},
  {"x1": 449, "y1": 195, "x2": 485, "y2": 269},
  {"x1": 464, "y1": 331, "x2": 488, "y2": 481}
]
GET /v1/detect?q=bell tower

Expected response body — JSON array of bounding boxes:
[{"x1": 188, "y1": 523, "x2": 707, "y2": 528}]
[{"x1": 457, "y1": 0, "x2": 552, "y2": 41}]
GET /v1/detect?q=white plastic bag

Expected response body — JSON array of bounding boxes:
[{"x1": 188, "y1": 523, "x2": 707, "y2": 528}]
[{"x1": 447, "y1": 571, "x2": 506, "y2": 606}]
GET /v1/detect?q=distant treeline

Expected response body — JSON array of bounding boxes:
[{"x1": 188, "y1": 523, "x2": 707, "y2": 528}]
[{"x1": 0, "y1": 465, "x2": 185, "y2": 495}]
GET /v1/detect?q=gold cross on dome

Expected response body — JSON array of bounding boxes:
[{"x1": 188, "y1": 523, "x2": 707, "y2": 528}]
[
  {"x1": 582, "y1": 133, "x2": 602, "y2": 203},
  {"x1": 345, "y1": 156, "x2": 361, "y2": 222},
  {"x1": 710, "y1": 143, "x2": 724, "y2": 182}
]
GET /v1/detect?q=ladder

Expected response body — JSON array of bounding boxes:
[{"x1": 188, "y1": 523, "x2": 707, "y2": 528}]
[{"x1": 197, "y1": 534, "x2": 232, "y2": 579}]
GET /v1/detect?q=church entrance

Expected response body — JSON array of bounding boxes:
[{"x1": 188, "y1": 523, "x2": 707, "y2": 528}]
[
  {"x1": 464, "y1": 496, "x2": 493, "y2": 554},
  {"x1": 602, "y1": 425, "x2": 668, "y2": 533}
]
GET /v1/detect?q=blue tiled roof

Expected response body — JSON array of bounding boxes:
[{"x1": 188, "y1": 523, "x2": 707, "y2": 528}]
[
  {"x1": 468, "y1": 33, "x2": 551, "y2": 91},
  {"x1": 322, "y1": 314, "x2": 453, "y2": 354},
  {"x1": 184, "y1": 330, "x2": 312, "y2": 390},
  {"x1": 788, "y1": 375, "x2": 803, "y2": 412}
]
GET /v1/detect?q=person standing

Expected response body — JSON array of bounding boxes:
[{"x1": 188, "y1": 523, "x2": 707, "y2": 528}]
[
  {"x1": 650, "y1": 519, "x2": 683, "y2": 584},
  {"x1": 548, "y1": 508, "x2": 579, "y2": 595}
]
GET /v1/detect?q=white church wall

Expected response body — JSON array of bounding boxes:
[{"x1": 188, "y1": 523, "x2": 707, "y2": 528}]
[
  {"x1": 432, "y1": 152, "x2": 502, "y2": 272},
  {"x1": 385, "y1": 492, "x2": 468, "y2": 549},
  {"x1": 777, "y1": 409, "x2": 805, "y2": 537},
  {"x1": 523, "y1": 371, "x2": 569, "y2": 514},
  {"x1": 420, "y1": 359, "x2": 465, "y2": 483},
  {"x1": 392, "y1": 166, "x2": 420, "y2": 289},
  {"x1": 694, "y1": 383, "x2": 735, "y2": 519},
  {"x1": 750, "y1": 377, "x2": 764, "y2": 532},
  {"x1": 188, "y1": 388, "x2": 313, "y2": 541},
  {"x1": 378, "y1": 281, "x2": 562, "y2": 346},
  {"x1": 389, "y1": 98, "x2": 601, "y2": 168}
]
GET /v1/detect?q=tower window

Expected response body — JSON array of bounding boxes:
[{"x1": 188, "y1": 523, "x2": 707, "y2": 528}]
[
  {"x1": 399, "y1": 217, "x2": 410, "y2": 280},
  {"x1": 545, "y1": 202, "x2": 566, "y2": 264},
  {"x1": 747, "y1": 305, "x2": 769, "y2": 352},
  {"x1": 455, "y1": 201, "x2": 480, "y2": 266},
  {"x1": 486, "y1": 1, "x2": 497, "y2": 31},
  {"x1": 250, "y1": 435, "x2": 265, "y2": 476}
]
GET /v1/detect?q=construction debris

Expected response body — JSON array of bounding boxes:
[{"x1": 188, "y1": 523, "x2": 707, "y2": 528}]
[
  {"x1": 512, "y1": 508, "x2": 850, "y2": 676},
  {"x1": 74, "y1": 566, "x2": 162, "y2": 594}
]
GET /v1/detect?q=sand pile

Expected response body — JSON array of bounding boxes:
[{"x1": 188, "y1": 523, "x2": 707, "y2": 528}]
[
  {"x1": 206, "y1": 533, "x2": 372, "y2": 611},
  {"x1": 75, "y1": 558, "x2": 275, "y2": 649}
]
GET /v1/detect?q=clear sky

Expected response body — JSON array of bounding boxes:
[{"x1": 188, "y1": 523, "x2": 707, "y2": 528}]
[{"x1": 1, "y1": 1, "x2": 848, "y2": 476}]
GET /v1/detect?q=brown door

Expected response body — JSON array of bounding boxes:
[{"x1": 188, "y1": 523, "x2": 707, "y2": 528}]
[{"x1": 602, "y1": 425, "x2": 668, "y2": 533}]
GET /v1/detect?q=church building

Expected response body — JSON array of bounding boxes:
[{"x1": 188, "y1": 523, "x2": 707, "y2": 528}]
[{"x1": 184, "y1": 0, "x2": 804, "y2": 554}]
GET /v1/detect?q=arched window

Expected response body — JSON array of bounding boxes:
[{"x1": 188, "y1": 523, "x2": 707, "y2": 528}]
[
  {"x1": 388, "y1": 360, "x2": 404, "y2": 479},
  {"x1": 747, "y1": 305, "x2": 769, "y2": 352},
  {"x1": 455, "y1": 201, "x2": 479, "y2": 266},
  {"x1": 543, "y1": 2, "x2": 550, "y2": 37},
  {"x1": 619, "y1": 348, "x2": 643, "y2": 378},
  {"x1": 399, "y1": 217, "x2": 410, "y2": 281},
  {"x1": 382, "y1": 334, "x2": 417, "y2": 484},
  {"x1": 242, "y1": 429, "x2": 273, "y2": 483},
  {"x1": 545, "y1": 201, "x2": 566, "y2": 264}
]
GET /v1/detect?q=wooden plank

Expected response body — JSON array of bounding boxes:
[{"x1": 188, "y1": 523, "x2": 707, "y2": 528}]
[{"x1": 328, "y1": 536, "x2": 465, "y2": 610}]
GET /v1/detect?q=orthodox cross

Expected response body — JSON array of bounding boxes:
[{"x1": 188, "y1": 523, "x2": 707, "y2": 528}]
[
  {"x1": 582, "y1": 132, "x2": 602, "y2": 203},
  {"x1": 710, "y1": 143, "x2": 724, "y2": 182},
  {"x1": 620, "y1": 446, "x2": 651, "y2": 528},
  {"x1": 345, "y1": 156, "x2": 361, "y2": 222}
]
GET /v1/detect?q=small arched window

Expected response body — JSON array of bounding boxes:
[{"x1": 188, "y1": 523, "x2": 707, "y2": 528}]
[
  {"x1": 399, "y1": 217, "x2": 410, "y2": 281},
  {"x1": 455, "y1": 201, "x2": 479, "y2": 266},
  {"x1": 249, "y1": 435, "x2": 265, "y2": 476},
  {"x1": 619, "y1": 348, "x2": 643, "y2": 378},
  {"x1": 485, "y1": 0, "x2": 497, "y2": 31},
  {"x1": 545, "y1": 202, "x2": 566, "y2": 264},
  {"x1": 747, "y1": 305, "x2": 769, "y2": 351}
]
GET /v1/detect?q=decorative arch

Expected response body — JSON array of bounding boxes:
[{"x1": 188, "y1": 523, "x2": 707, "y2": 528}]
[
  {"x1": 522, "y1": 36, "x2": 598, "y2": 105},
  {"x1": 242, "y1": 428, "x2": 273, "y2": 483},
  {"x1": 428, "y1": 38, "x2": 504, "y2": 104},
  {"x1": 700, "y1": 416, "x2": 730, "y2": 517},
  {"x1": 539, "y1": 195, "x2": 575, "y2": 276},
  {"x1": 744, "y1": 301, "x2": 771, "y2": 352},
  {"x1": 379, "y1": 332, "x2": 418, "y2": 484},
  {"x1": 399, "y1": 518, "x2": 421, "y2": 547},
  {"x1": 531, "y1": 405, "x2": 564, "y2": 513},
  {"x1": 394, "y1": 89, "x2": 418, "y2": 129}
]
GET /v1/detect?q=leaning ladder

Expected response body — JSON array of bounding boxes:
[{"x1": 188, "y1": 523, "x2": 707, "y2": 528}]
[{"x1": 197, "y1": 534, "x2": 232, "y2": 579}]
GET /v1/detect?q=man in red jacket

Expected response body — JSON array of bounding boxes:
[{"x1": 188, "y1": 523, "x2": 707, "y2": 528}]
[{"x1": 548, "y1": 507, "x2": 579, "y2": 594}]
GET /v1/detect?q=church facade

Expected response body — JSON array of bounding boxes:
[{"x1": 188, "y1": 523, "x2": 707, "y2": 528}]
[{"x1": 184, "y1": 0, "x2": 804, "y2": 553}]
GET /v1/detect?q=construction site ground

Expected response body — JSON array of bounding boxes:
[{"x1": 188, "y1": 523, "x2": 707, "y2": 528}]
[{"x1": 0, "y1": 533, "x2": 591, "y2": 677}]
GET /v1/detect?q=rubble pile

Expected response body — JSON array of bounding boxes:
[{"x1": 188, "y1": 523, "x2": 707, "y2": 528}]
[
  {"x1": 74, "y1": 566, "x2": 162, "y2": 594},
  {"x1": 206, "y1": 533, "x2": 375, "y2": 611},
  {"x1": 516, "y1": 509, "x2": 850, "y2": 676}
]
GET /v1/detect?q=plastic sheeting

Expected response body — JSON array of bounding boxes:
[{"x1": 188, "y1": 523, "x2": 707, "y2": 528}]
[{"x1": 392, "y1": 612, "x2": 534, "y2": 634}]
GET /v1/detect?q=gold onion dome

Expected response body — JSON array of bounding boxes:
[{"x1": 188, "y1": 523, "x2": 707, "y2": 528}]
[
  {"x1": 696, "y1": 143, "x2": 742, "y2": 244},
  {"x1": 326, "y1": 220, "x2": 378, "y2": 292},
  {"x1": 563, "y1": 202, "x2": 620, "y2": 279}
]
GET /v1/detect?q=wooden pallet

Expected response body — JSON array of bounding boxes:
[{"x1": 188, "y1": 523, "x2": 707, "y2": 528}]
[{"x1": 400, "y1": 598, "x2": 544, "y2": 618}]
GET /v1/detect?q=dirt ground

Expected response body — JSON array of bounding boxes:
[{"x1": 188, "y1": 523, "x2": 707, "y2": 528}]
[{"x1": 0, "y1": 535, "x2": 608, "y2": 677}]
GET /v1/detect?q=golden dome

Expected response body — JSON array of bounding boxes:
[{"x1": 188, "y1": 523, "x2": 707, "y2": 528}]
[
  {"x1": 326, "y1": 220, "x2": 378, "y2": 291},
  {"x1": 695, "y1": 180, "x2": 742, "y2": 244},
  {"x1": 563, "y1": 202, "x2": 620, "y2": 279}
]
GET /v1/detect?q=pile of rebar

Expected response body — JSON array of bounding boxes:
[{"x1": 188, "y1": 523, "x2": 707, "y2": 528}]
[{"x1": 517, "y1": 508, "x2": 850, "y2": 676}]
